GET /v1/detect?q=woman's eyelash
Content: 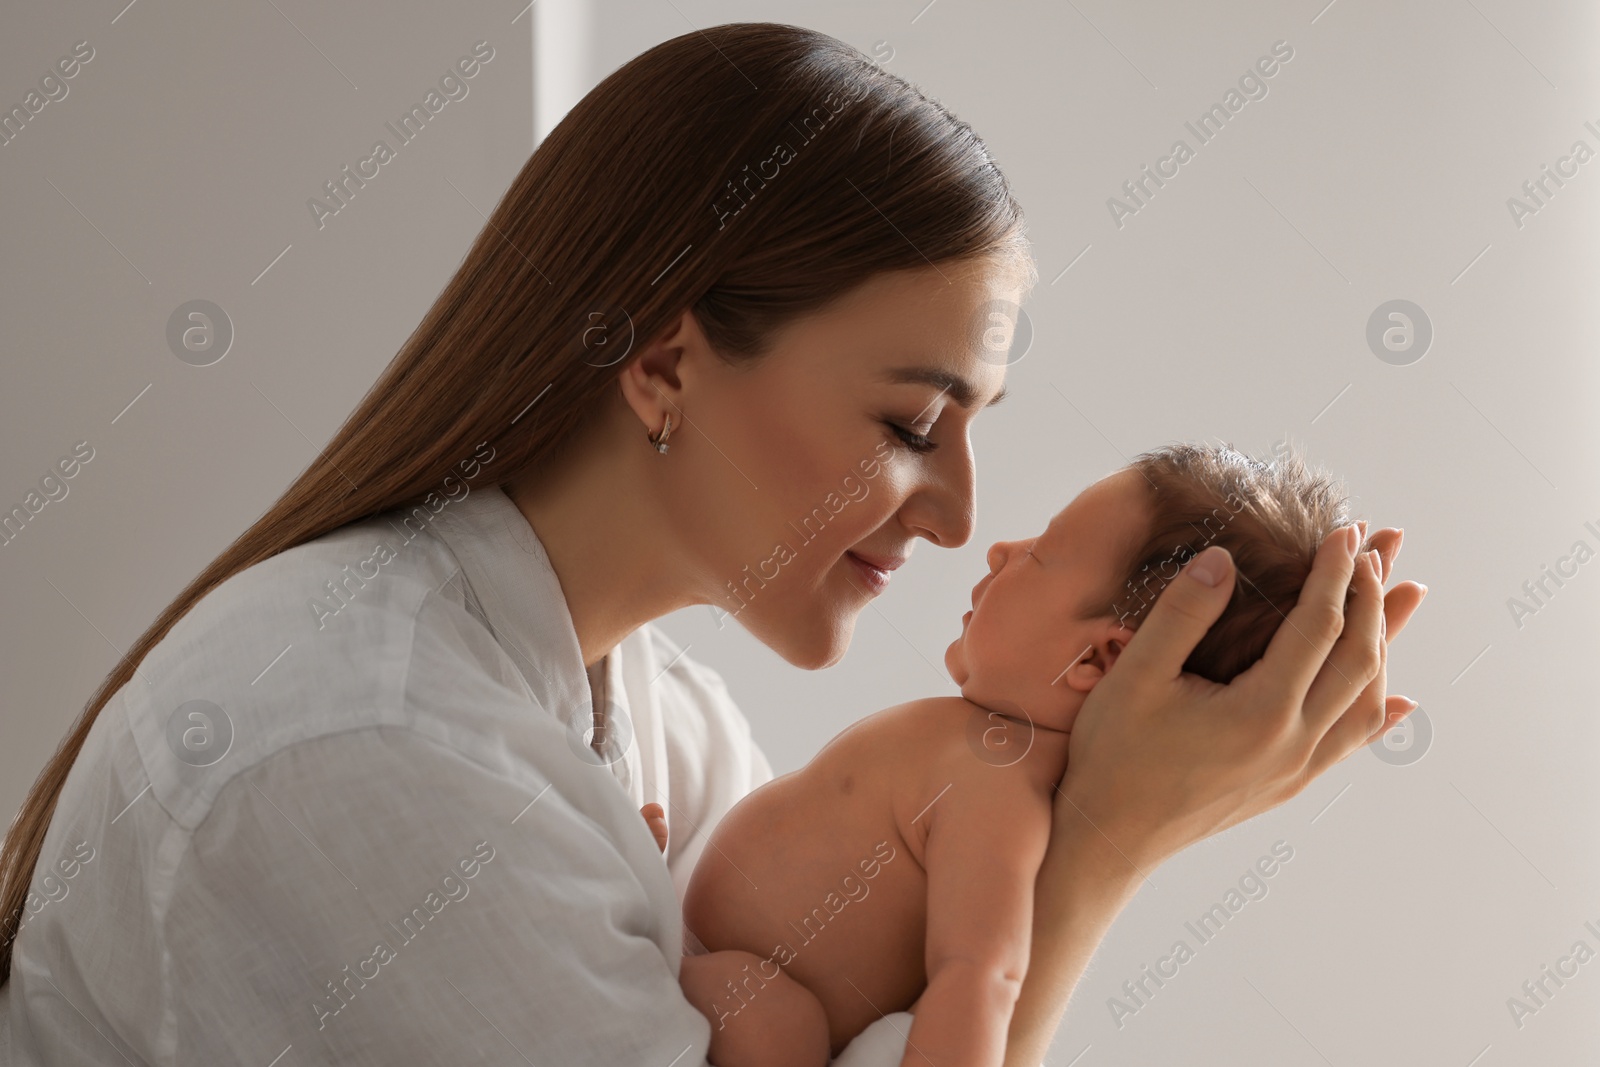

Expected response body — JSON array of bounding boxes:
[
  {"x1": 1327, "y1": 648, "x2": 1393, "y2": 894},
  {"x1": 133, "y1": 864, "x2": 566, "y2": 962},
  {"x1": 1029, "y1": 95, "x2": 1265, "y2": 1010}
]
[{"x1": 887, "y1": 422, "x2": 938, "y2": 454}]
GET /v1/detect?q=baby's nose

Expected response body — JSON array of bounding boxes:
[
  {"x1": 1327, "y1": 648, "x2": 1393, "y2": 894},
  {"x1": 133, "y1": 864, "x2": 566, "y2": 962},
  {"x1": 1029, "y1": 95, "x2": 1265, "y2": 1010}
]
[{"x1": 986, "y1": 540, "x2": 1009, "y2": 571}]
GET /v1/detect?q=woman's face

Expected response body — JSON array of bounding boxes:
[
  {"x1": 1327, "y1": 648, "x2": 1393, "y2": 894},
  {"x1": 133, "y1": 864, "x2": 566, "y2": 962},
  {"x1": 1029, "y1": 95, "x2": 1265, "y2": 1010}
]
[{"x1": 668, "y1": 257, "x2": 1024, "y2": 669}]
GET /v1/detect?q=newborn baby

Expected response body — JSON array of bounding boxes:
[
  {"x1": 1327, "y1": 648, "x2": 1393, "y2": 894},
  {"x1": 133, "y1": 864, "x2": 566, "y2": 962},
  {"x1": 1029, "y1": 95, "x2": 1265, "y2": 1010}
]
[{"x1": 652, "y1": 442, "x2": 1374, "y2": 1066}]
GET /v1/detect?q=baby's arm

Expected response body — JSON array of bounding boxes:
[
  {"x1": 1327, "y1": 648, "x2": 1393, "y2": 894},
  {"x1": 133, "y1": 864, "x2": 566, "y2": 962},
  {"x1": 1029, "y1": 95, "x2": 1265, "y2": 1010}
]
[{"x1": 902, "y1": 779, "x2": 1052, "y2": 1067}]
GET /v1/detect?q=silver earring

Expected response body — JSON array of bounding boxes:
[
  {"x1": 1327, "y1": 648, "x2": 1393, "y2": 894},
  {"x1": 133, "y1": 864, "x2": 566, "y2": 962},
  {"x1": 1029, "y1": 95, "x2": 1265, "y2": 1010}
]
[{"x1": 647, "y1": 414, "x2": 673, "y2": 454}]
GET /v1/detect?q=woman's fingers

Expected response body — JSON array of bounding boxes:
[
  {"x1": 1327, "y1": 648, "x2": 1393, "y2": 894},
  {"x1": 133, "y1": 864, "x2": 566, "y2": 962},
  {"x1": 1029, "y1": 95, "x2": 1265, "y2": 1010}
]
[
  {"x1": 1302, "y1": 546, "x2": 1386, "y2": 739},
  {"x1": 1368, "y1": 695, "x2": 1419, "y2": 745},
  {"x1": 1366, "y1": 526, "x2": 1402, "y2": 583},
  {"x1": 1313, "y1": 689, "x2": 1415, "y2": 776},
  {"x1": 1056, "y1": 520, "x2": 1424, "y2": 871},
  {"x1": 1382, "y1": 581, "x2": 1427, "y2": 642},
  {"x1": 1105, "y1": 544, "x2": 1237, "y2": 692},
  {"x1": 1306, "y1": 584, "x2": 1428, "y2": 777},
  {"x1": 1253, "y1": 525, "x2": 1363, "y2": 709}
]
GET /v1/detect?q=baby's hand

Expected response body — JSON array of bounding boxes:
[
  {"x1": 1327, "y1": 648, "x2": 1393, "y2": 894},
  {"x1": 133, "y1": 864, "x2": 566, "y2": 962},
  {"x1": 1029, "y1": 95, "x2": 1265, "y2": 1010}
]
[{"x1": 641, "y1": 802, "x2": 669, "y2": 853}]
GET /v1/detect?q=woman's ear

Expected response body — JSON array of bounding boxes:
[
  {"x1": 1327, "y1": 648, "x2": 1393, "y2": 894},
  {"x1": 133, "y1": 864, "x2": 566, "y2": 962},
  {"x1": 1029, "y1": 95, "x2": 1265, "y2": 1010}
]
[
  {"x1": 616, "y1": 308, "x2": 696, "y2": 431},
  {"x1": 1055, "y1": 618, "x2": 1138, "y2": 693}
]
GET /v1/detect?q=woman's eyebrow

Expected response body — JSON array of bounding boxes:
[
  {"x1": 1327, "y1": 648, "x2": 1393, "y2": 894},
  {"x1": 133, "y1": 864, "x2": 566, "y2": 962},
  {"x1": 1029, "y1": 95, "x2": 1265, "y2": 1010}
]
[{"x1": 881, "y1": 366, "x2": 1007, "y2": 408}]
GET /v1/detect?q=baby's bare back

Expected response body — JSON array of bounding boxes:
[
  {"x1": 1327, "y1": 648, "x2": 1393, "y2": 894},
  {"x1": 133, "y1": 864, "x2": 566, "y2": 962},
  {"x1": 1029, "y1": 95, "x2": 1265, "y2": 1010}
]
[{"x1": 682, "y1": 696, "x2": 1066, "y2": 1054}]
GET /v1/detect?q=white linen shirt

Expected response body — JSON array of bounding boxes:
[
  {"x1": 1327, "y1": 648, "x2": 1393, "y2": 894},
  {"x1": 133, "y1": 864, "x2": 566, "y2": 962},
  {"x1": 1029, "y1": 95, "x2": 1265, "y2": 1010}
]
[{"x1": 0, "y1": 483, "x2": 913, "y2": 1065}]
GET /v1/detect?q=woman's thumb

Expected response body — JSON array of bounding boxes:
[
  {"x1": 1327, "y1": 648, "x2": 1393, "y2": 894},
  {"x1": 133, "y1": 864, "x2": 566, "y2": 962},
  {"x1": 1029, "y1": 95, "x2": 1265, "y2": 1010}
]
[{"x1": 1113, "y1": 545, "x2": 1235, "y2": 682}]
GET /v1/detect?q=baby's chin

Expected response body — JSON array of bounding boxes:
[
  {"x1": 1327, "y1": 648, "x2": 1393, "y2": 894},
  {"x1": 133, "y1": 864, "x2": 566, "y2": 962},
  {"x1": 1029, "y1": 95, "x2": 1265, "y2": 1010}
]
[
  {"x1": 942, "y1": 635, "x2": 968, "y2": 687},
  {"x1": 943, "y1": 608, "x2": 977, "y2": 684}
]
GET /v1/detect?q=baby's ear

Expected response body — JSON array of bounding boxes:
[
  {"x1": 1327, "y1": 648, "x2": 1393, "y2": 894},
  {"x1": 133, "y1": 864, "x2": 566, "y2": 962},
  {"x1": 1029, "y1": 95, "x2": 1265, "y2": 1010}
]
[{"x1": 1056, "y1": 618, "x2": 1139, "y2": 693}]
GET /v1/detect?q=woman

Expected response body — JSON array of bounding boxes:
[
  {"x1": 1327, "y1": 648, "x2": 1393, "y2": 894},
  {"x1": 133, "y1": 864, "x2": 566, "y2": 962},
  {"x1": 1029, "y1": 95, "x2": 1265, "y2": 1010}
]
[{"x1": 0, "y1": 23, "x2": 1424, "y2": 1065}]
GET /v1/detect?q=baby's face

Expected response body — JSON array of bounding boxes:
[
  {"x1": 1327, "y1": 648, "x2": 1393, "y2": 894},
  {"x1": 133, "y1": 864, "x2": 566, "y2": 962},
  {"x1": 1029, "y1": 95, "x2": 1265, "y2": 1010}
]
[{"x1": 944, "y1": 467, "x2": 1148, "y2": 733}]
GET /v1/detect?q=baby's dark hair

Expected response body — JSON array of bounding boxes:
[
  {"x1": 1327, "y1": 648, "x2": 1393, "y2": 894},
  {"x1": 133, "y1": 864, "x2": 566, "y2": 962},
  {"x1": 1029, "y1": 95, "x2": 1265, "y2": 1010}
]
[{"x1": 1104, "y1": 442, "x2": 1372, "y2": 684}]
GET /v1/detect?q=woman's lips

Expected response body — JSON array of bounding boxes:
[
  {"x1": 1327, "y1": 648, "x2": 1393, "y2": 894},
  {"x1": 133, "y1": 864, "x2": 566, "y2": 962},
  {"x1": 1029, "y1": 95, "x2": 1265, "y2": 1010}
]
[{"x1": 846, "y1": 551, "x2": 893, "y2": 594}]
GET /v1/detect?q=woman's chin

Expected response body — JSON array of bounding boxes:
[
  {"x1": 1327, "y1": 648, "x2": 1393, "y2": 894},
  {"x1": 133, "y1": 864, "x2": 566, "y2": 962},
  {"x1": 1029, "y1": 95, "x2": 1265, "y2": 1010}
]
[{"x1": 745, "y1": 610, "x2": 854, "y2": 671}]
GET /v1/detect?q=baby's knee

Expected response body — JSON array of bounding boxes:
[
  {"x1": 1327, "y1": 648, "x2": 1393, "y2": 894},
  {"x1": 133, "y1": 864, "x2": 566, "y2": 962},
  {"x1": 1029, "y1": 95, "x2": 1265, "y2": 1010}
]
[{"x1": 679, "y1": 950, "x2": 829, "y2": 1067}]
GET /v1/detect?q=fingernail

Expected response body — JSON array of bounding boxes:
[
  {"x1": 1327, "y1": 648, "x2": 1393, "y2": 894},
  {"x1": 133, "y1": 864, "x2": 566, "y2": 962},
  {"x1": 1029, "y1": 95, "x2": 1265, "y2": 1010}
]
[
  {"x1": 1188, "y1": 545, "x2": 1227, "y2": 587},
  {"x1": 1398, "y1": 697, "x2": 1419, "y2": 712},
  {"x1": 1367, "y1": 549, "x2": 1381, "y2": 579},
  {"x1": 1417, "y1": 583, "x2": 1429, "y2": 598},
  {"x1": 1345, "y1": 524, "x2": 1361, "y2": 556}
]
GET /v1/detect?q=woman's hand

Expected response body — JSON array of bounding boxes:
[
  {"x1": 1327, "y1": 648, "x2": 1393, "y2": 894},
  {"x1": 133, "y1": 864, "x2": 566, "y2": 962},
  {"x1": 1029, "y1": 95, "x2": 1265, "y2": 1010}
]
[
  {"x1": 1005, "y1": 529, "x2": 1423, "y2": 1067},
  {"x1": 1055, "y1": 523, "x2": 1426, "y2": 874}
]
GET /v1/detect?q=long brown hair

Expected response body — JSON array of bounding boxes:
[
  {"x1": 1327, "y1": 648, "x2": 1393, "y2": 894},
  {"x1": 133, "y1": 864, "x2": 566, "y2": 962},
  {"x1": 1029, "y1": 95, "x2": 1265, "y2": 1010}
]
[{"x1": 0, "y1": 22, "x2": 1033, "y2": 982}]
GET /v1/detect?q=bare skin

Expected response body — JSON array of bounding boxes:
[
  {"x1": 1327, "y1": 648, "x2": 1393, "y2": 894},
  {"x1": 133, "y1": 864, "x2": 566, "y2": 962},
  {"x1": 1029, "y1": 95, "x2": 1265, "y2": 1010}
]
[
  {"x1": 506, "y1": 258, "x2": 1022, "y2": 672},
  {"x1": 672, "y1": 468, "x2": 1150, "y2": 1065},
  {"x1": 677, "y1": 695, "x2": 1064, "y2": 1064},
  {"x1": 504, "y1": 257, "x2": 1428, "y2": 1061},
  {"x1": 662, "y1": 473, "x2": 1415, "y2": 1067}
]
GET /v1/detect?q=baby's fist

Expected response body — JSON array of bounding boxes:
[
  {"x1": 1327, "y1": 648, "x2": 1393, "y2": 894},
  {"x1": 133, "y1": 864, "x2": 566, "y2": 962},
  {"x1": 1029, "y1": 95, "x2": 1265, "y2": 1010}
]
[{"x1": 641, "y1": 802, "x2": 669, "y2": 853}]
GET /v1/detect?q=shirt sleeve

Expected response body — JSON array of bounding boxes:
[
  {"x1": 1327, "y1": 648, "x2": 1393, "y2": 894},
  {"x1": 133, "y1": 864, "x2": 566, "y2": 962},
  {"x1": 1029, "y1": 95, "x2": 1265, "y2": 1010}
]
[
  {"x1": 158, "y1": 724, "x2": 721, "y2": 1066},
  {"x1": 646, "y1": 630, "x2": 776, "y2": 901},
  {"x1": 158, "y1": 720, "x2": 914, "y2": 1066}
]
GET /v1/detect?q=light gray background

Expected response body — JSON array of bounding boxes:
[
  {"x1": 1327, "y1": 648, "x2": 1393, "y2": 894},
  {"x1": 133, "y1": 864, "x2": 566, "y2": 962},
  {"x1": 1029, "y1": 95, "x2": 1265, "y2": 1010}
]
[{"x1": 4, "y1": 1, "x2": 1597, "y2": 1063}]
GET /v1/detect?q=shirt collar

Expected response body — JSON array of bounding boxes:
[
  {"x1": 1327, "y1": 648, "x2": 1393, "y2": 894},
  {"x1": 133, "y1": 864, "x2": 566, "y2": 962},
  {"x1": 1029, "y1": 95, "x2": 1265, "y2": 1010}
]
[
  {"x1": 419, "y1": 483, "x2": 639, "y2": 799},
  {"x1": 422, "y1": 484, "x2": 594, "y2": 737}
]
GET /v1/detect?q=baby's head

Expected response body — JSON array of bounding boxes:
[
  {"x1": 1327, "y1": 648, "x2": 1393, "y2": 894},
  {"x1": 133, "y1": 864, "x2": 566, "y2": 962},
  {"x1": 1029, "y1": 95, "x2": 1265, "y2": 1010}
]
[{"x1": 944, "y1": 442, "x2": 1369, "y2": 733}]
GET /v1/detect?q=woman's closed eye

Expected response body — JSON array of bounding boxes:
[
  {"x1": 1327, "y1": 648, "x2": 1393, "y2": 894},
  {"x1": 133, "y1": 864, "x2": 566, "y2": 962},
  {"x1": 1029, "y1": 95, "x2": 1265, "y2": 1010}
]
[{"x1": 885, "y1": 420, "x2": 938, "y2": 454}]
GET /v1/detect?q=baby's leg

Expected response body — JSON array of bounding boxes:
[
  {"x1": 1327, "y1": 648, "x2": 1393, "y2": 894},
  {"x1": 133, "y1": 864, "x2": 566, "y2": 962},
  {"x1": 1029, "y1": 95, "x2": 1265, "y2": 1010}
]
[{"x1": 678, "y1": 950, "x2": 829, "y2": 1067}]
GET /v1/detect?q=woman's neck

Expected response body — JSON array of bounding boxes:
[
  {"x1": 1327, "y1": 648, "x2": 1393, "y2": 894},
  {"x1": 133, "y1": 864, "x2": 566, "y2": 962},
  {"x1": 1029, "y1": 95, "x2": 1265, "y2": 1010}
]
[{"x1": 502, "y1": 418, "x2": 697, "y2": 668}]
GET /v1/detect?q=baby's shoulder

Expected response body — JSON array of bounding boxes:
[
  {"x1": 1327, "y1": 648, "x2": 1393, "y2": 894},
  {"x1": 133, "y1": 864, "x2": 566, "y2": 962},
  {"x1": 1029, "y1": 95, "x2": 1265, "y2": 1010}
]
[
  {"x1": 858, "y1": 697, "x2": 1055, "y2": 864},
  {"x1": 874, "y1": 697, "x2": 1052, "y2": 796},
  {"x1": 867, "y1": 695, "x2": 984, "y2": 751},
  {"x1": 819, "y1": 696, "x2": 1057, "y2": 805}
]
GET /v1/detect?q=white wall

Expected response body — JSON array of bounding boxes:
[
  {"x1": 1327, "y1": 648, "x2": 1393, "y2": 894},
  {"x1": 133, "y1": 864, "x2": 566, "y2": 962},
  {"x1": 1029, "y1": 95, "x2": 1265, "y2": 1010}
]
[
  {"x1": 4, "y1": 0, "x2": 1597, "y2": 1062},
  {"x1": 0, "y1": 8, "x2": 531, "y2": 828}
]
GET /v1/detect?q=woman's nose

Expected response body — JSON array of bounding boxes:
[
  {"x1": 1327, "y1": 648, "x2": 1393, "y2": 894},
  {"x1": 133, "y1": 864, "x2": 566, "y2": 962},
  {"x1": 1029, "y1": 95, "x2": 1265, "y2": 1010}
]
[{"x1": 894, "y1": 439, "x2": 978, "y2": 548}]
